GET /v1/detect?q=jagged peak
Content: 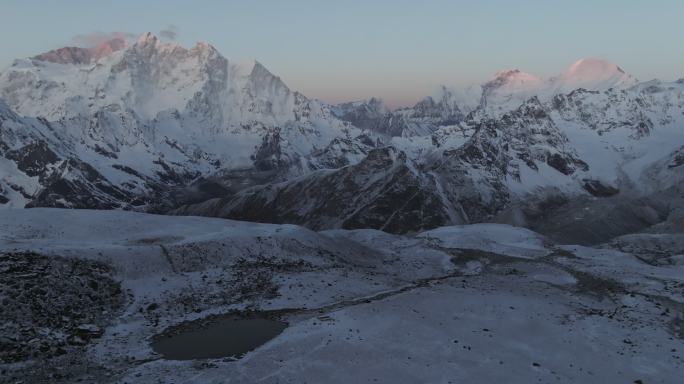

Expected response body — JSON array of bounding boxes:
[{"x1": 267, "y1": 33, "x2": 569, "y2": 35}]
[
  {"x1": 248, "y1": 60, "x2": 283, "y2": 83},
  {"x1": 492, "y1": 69, "x2": 523, "y2": 78},
  {"x1": 249, "y1": 60, "x2": 271, "y2": 74},
  {"x1": 191, "y1": 41, "x2": 219, "y2": 55},
  {"x1": 413, "y1": 94, "x2": 438, "y2": 107},
  {"x1": 136, "y1": 32, "x2": 159, "y2": 46},
  {"x1": 366, "y1": 96, "x2": 385, "y2": 106},
  {"x1": 32, "y1": 37, "x2": 127, "y2": 65},
  {"x1": 32, "y1": 46, "x2": 93, "y2": 65},
  {"x1": 485, "y1": 69, "x2": 543, "y2": 88},
  {"x1": 90, "y1": 38, "x2": 127, "y2": 61},
  {"x1": 340, "y1": 97, "x2": 386, "y2": 106},
  {"x1": 562, "y1": 58, "x2": 625, "y2": 76},
  {"x1": 518, "y1": 95, "x2": 546, "y2": 109},
  {"x1": 432, "y1": 85, "x2": 465, "y2": 102},
  {"x1": 554, "y1": 58, "x2": 637, "y2": 91}
]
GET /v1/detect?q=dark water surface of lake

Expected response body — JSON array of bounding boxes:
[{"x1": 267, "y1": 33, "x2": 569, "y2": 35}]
[{"x1": 152, "y1": 316, "x2": 288, "y2": 360}]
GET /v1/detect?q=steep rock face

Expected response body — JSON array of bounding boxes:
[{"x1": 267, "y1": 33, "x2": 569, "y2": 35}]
[
  {"x1": 174, "y1": 77, "x2": 684, "y2": 235},
  {"x1": 331, "y1": 97, "x2": 388, "y2": 132},
  {"x1": 480, "y1": 69, "x2": 545, "y2": 114},
  {"x1": 333, "y1": 87, "x2": 473, "y2": 138},
  {"x1": 172, "y1": 147, "x2": 454, "y2": 233},
  {"x1": 27, "y1": 158, "x2": 133, "y2": 209},
  {"x1": 0, "y1": 33, "x2": 362, "y2": 209},
  {"x1": 308, "y1": 135, "x2": 376, "y2": 170},
  {"x1": 32, "y1": 38, "x2": 127, "y2": 65},
  {"x1": 1, "y1": 40, "x2": 683, "y2": 239},
  {"x1": 5, "y1": 141, "x2": 60, "y2": 177},
  {"x1": 550, "y1": 81, "x2": 684, "y2": 138},
  {"x1": 173, "y1": 99, "x2": 595, "y2": 233}
]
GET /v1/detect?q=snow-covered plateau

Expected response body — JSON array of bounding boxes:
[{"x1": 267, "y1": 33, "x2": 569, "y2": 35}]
[{"x1": 0, "y1": 208, "x2": 682, "y2": 383}]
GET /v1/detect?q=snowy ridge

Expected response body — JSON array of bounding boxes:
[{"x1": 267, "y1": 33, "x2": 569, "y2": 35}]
[
  {"x1": 0, "y1": 33, "x2": 367, "y2": 209},
  {"x1": 0, "y1": 36, "x2": 683, "y2": 241}
]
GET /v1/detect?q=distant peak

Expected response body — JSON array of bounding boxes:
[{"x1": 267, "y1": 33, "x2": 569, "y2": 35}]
[
  {"x1": 91, "y1": 38, "x2": 127, "y2": 61},
  {"x1": 249, "y1": 60, "x2": 275, "y2": 77},
  {"x1": 33, "y1": 37, "x2": 126, "y2": 65},
  {"x1": 193, "y1": 41, "x2": 212, "y2": 49},
  {"x1": 251, "y1": 59, "x2": 266, "y2": 69},
  {"x1": 367, "y1": 96, "x2": 385, "y2": 106},
  {"x1": 136, "y1": 32, "x2": 159, "y2": 45},
  {"x1": 245, "y1": 59, "x2": 290, "y2": 91},
  {"x1": 492, "y1": 69, "x2": 522, "y2": 78},
  {"x1": 32, "y1": 46, "x2": 92, "y2": 65},
  {"x1": 484, "y1": 69, "x2": 543, "y2": 90},
  {"x1": 556, "y1": 58, "x2": 636, "y2": 90},
  {"x1": 563, "y1": 58, "x2": 625, "y2": 77}
]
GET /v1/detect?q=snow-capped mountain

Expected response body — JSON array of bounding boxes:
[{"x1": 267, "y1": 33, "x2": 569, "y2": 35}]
[
  {"x1": 332, "y1": 86, "x2": 477, "y2": 138},
  {"x1": 0, "y1": 33, "x2": 366, "y2": 209},
  {"x1": 178, "y1": 68, "x2": 684, "y2": 236},
  {"x1": 554, "y1": 58, "x2": 638, "y2": 93},
  {"x1": 477, "y1": 58, "x2": 638, "y2": 117},
  {"x1": 32, "y1": 37, "x2": 127, "y2": 65},
  {"x1": 1, "y1": 36, "x2": 682, "y2": 240},
  {"x1": 335, "y1": 58, "x2": 641, "y2": 138}
]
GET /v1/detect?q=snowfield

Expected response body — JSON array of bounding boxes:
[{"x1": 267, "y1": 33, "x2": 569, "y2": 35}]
[
  {"x1": 417, "y1": 223, "x2": 552, "y2": 258},
  {"x1": 1, "y1": 209, "x2": 682, "y2": 383}
]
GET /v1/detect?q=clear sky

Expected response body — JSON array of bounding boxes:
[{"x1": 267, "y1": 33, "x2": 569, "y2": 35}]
[{"x1": 1, "y1": 0, "x2": 682, "y2": 107}]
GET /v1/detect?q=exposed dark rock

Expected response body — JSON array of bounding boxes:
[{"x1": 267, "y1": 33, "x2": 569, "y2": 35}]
[
  {"x1": 93, "y1": 144, "x2": 118, "y2": 159},
  {"x1": 0, "y1": 252, "x2": 125, "y2": 364},
  {"x1": 583, "y1": 179, "x2": 619, "y2": 197},
  {"x1": 668, "y1": 147, "x2": 684, "y2": 169},
  {"x1": 27, "y1": 158, "x2": 132, "y2": 209},
  {"x1": 173, "y1": 147, "x2": 455, "y2": 234},
  {"x1": 547, "y1": 153, "x2": 588, "y2": 175},
  {"x1": 251, "y1": 129, "x2": 299, "y2": 171},
  {"x1": 112, "y1": 164, "x2": 145, "y2": 178},
  {"x1": 332, "y1": 97, "x2": 388, "y2": 132},
  {"x1": 152, "y1": 158, "x2": 200, "y2": 185},
  {"x1": 5, "y1": 141, "x2": 60, "y2": 177}
]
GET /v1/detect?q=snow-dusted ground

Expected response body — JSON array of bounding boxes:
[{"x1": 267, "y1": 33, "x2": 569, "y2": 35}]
[{"x1": 1, "y1": 209, "x2": 682, "y2": 383}]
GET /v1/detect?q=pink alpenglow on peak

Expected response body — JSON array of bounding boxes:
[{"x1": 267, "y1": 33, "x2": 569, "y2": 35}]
[
  {"x1": 483, "y1": 69, "x2": 545, "y2": 95},
  {"x1": 32, "y1": 38, "x2": 128, "y2": 65},
  {"x1": 32, "y1": 47, "x2": 94, "y2": 65},
  {"x1": 472, "y1": 58, "x2": 640, "y2": 113},
  {"x1": 553, "y1": 58, "x2": 638, "y2": 92},
  {"x1": 90, "y1": 38, "x2": 127, "y2": 61}
]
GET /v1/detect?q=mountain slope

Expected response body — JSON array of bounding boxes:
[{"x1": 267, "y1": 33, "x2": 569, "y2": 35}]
[
  {"x1": 176, "y1": 77, "x2": 684, "y2": 239},
  {"x1": 0, "y1": 33, "x2": 368, "y2": 208},
  {"x1": 1, "y1": 39, "x2": 683, "y2": 243}
]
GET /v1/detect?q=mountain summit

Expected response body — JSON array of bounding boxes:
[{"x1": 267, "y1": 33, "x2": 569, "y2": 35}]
[
  {"x1": 0, "y1": 33, "x2": 359, "y2": 209},
  {"x1": 0, "y1": 36, "x2": 682, "y2": 243},
  {"x1": 554, "y1": 58, "x2": 638, "y2": 92},
  {"x1": 32, "y1": 37, "x2": 127, "y2": 65}
]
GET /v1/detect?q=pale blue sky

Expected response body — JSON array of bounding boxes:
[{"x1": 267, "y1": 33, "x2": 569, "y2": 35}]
[{"x1": 2, "y1": 0, "x2": 682, "y2": 107}]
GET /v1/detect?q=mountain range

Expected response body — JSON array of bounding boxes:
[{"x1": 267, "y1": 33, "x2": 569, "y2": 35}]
[{"x1": 1, "y1": 33, "x2": 682, "y2": 243}]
